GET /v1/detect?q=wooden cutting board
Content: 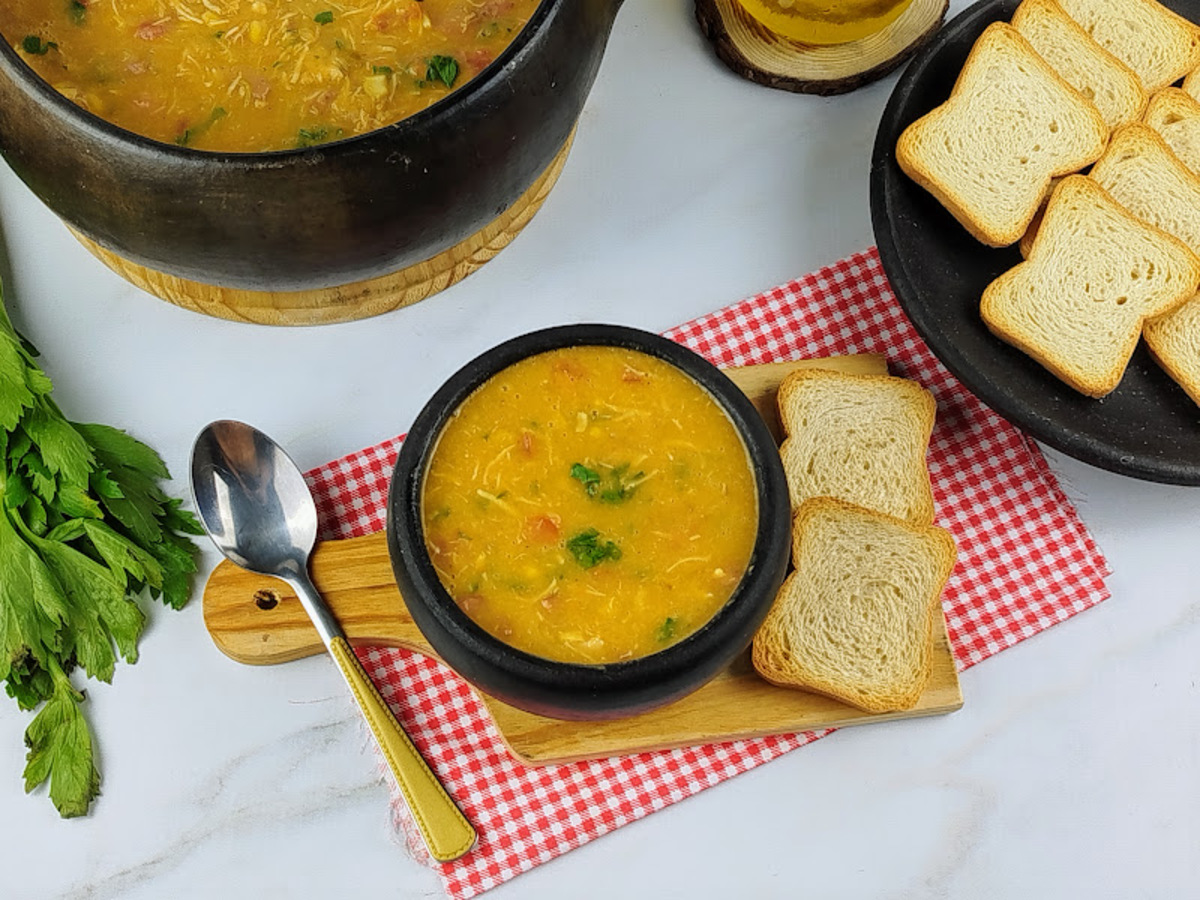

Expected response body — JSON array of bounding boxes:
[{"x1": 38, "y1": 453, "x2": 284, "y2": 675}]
[{"x1": 202, "y1": 353, "x2": 963, "y2": 764}]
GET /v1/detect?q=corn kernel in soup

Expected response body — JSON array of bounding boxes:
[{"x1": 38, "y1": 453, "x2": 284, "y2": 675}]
[
  {"x1": 0, "y1": 0, "x2": 539, "y2": 152},
  {"x1": 421, "y1": 346, "x2": 760, "y2": 665}
]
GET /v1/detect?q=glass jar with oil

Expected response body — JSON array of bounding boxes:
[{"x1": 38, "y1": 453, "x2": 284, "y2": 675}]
[{"x1": 735, "y1": 0, "x2": 916, "y2": 44}]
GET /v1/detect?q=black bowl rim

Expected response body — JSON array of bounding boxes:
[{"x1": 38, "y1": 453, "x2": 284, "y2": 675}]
[
  {"x1": 386, "y1": 323, "x2": 792, "y2": 705},
  {"x1": 0, "y1": 0, "x2": 557, "y2": 161}
]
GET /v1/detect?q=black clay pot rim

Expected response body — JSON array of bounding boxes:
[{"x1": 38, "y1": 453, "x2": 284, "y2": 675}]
[
  {"x1": 386, "y1": 323, "x2": 789, "y2": 692},
  {"x1": 0, "y1": 0, "x2": 556, "y2": 162}
]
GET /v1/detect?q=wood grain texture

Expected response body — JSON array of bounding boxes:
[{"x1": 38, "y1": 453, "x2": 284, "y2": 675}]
[
  {"x1": 202, "y1": 353, "x2": 965, "y2": 763},
  {"x1": 726, "y1": 354, "x2": 888, "y2": 441},
  {"x1": 694, "y1": 0, "x2": 949, "y2": 96},
  {"x1": 70, "y1": 133, "x2": 574, "y2": 326}
]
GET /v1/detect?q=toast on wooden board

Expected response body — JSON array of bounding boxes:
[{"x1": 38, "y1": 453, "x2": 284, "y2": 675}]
[
  {"x1": 1055, "y1": 0, "x2": 1200, "y2": 94},
  {"x1": 776, "y1": 368, "x2": 936, "y2": 525},
  {"x1": 896, "y1": 21, "x2": 1107, "y2": 247},
  {"x1": 1143, "y1": 87, "x2": 1200, "y2": 174},
  {"x1": 1144, "y1": 293, "x2": 1200, "y2": 406},
  {"x1": 751, "y1": 498, "x2": 957, "y2": 714},
  {"x1": 1012, "y1": 0, "x2": 1148, "y2": 132},
  {"x1": 982, "y1": 175, "x2": 1200, "y2": 397}
]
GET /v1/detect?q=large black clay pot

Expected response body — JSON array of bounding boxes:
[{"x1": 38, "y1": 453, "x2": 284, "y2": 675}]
[{"x1": 0, "y1": 0, "x2": 624, "y2": 292}]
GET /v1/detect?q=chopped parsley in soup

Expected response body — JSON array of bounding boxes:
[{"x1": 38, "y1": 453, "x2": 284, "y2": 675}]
[
  {"x1": 1, "y1": 0, "x2": 540, "y2": 151},
  {"x1": 421, "y1": 346, "x2": 760, "y2": 665}
]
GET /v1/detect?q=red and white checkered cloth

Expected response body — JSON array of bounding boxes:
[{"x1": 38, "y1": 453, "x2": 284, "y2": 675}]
[{"x1": 305, "y1": 247, "x2": 1110, "y2": 899}]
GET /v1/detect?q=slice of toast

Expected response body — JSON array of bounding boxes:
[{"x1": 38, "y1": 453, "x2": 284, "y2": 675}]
[
  {"x1": 1144, "y1": 293, "x2": 1200, "y2": 406},
  {"x1": 1143, "y1": 87, "x2": 1200, "y2": 175},
  {"x1": 1012, "y1": 0, "x2": 1148, "y2": 132},
  {"x1": 896, "y1": 22, "x2": 1107, "y2": 247},
  {"x1": 1056, "y1": 0, "x2": 1200, "y2": 93},
  {"x1": 1128, "y1": 99, "x2": 1200, "y2": 407},
  {"x1": 1090, "y1": 123, "x2": 1200, "y2": 254},
  {"x1": 751, "y1": 498, "x2": 957, "y2": 714},
  {"x1": 777, "y1": 368, "x2": 936, "y2": 525},
  {"x1": 1089, "y1": 123, "x2": 1200, "y2": 406},
  {"x1": 981, "y1": 175, "x2": 1200, "y2": 397}
]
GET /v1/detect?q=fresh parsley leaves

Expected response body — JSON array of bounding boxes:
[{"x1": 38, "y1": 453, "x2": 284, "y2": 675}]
[
  {"x1": 0, "y1": 283, "x2": 201, "y2": 816},
  {"x1": 569, "y1": 461, "x2": 645, "y2": 504},
  {"x1": 313, "y1": 9, "x2": 334, "y2": 24},
  {"x1": 569, "y1": 462, "x2": 601, "y2": 495},
  {"x1": 426, "y1": 54, "x2": 459, "y2": 87},
  {"x1": 21, "y1": 35, "x2": 57, "y2": 55},
  {"x1": 565, "y1": 528, "x2": 621, "y2": 569}
]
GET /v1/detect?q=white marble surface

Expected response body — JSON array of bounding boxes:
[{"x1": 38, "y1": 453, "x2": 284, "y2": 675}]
[{"x1": 1, "y1": 2, "x2": 1197, "y2": 898}]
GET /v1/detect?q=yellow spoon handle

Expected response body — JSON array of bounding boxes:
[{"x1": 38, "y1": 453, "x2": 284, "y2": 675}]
[{"x1": 328, "y1": 635, "x2": 477, "y2": 862}]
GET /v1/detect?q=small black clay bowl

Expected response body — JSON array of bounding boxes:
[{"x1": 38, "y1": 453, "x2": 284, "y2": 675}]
[
  {"x1": 386, "y1": 324, "x2": 791, "y2": 721},
  {"x1": 0, "y1": 0, "x2": 624, "y2": 292}
]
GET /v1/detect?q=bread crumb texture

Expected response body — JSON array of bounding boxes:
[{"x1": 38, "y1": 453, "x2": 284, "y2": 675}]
[
  {"x1": 1145, "y1": 292, "x2": 1200, "y2": 405},
  {"x1": 1056, "y1": 0, "x2": 1200, "y2": 93},
  {"x1": 777, "y1": 369, "x2": 936, "y2": 525},
  {"x1": 896, "y1": 22, "x2": 1107, "y2": 246},
  {"x1": 1144, "y1": 87, "x2": 1200, "y2": 173},
  {"x1": 1012, "y1": 0, "x2": 1147, "y2": 131},
  {"x1": 981, "y1": 175, "x2": 1200, "y2": 397},
  {"x1": 752, "y1": 498, "x2": 957, "y2": 714}
]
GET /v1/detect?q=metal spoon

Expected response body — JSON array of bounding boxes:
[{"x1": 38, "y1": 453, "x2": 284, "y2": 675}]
[{"x1": 190, "y1": 420, "x2": 476, "y2": 863}]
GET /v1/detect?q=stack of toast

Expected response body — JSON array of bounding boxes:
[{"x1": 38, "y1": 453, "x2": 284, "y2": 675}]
[
  {"x1": 898, "y1": 0, "x2": 1200, "y2": 405},
  {"x1": 751, "y1": 369, "x2": 957, "y2": 714}
]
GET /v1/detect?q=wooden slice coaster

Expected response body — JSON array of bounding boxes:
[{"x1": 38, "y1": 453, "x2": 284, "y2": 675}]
[
  {"x1": 695, "y1": 0, "x2": 949, "y2": 96},
  {"x1": 70, "y1": 132, "x2": 575, "y2": 326}
]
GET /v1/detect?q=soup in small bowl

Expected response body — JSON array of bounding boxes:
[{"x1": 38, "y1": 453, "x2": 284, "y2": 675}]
[{"x1": 387, "y1": 324, "x2": 791, "y2": 720}]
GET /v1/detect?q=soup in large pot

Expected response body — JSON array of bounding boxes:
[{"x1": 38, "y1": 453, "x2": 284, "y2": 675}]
[{"x1": 1, "y1": 0, "x2": 540, "y2": 151}]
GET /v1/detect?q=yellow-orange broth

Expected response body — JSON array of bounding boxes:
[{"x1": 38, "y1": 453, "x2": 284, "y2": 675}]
[
  {"x1": 1, "y1": 0, "x2": 539, "y2": 151},
  {"x1": 421, "y1": 346, "x2": 760, "y2": 665}
]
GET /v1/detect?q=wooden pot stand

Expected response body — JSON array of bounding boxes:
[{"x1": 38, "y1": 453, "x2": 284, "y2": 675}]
[{"x1": 695, "y1": 0, "x2": 949, "y2": 96}]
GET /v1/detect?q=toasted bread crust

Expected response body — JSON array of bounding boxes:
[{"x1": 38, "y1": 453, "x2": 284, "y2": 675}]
[
  {"x1": 1143, "y1": 87, "x2": 1200, "y2": 175},
  {"x1": 776, "y1": 369, "x2": 937, "y2": 525},
  {"x1": 1056, "y1": 0, "x2": 1200, "y2": 94},
  {"x1": 896, "y1": 22, "x2": 1107, "y2": 247},
  {"x1": 752, "y1": 498, "x2": 957, "y2": 714},
  {"x1": 1012, "y1": 0, "x2": 1148, "y2": 131},
  {"x1": 981, "y1": 175, "x2": 1200, "y2": 397},
  {"x1": 1183, "y1": 64, "x2": 1200, "y2": 102},
  {"x1": 1091, "y1": 123, "x2": 1200, "y2": 252},
  {"x1": 1145, "y1": 293, "x2": 1200, "y2": 406}
]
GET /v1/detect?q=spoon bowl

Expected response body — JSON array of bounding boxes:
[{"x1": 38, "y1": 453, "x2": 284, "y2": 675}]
[
  {"x1": 191, "y1": 421, "x2": 338, "y2": 641},
  {"x1": 190, "y1": 420, "x2": 476, "y2": 862},
  {"x1": 191, "y1": 421, "x2": 318, "y2": 571}
]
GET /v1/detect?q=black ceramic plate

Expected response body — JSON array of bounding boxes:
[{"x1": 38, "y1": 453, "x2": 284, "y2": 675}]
[{"x1": 871, "y1": 0, "x2": 1200, "y2": 485}]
